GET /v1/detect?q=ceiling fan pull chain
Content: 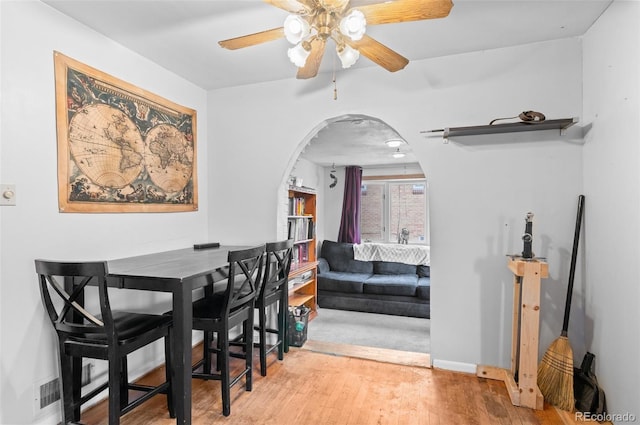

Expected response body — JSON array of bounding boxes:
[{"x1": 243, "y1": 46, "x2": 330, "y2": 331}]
[{"x1": 333, "y1": 54, "x2": 338, "y2": 100}]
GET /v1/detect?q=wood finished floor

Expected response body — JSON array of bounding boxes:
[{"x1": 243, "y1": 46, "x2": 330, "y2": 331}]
[{"x1": 79, "y1": 341, "x2": 592, "y2": 425}]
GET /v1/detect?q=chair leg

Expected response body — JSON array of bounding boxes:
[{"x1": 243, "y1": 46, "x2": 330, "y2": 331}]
[
  {"x1": 216, "y1": 333, "x2": 222, "y2": 372},
  {"x1": 246, "y1": 311, "x2": 254, "y2": 392},
  {"x1": 241, "y1": 322, "x2": 248, "y2": 354},
  {"x1": 203, "y1": 331, "x2": 212, "y2": 374},
  {"x1": 108, "y1": 353, "x2": 122, "y2": 425},
  {"x1": 277, "y1": 300, "x2": 286, "y2": 360},
  {"x1": 57, "y1": 345, "x2": 78, "y2": 424},
  {"x1": 164, "y1": 329, "x2": 175, "y2": 418},
  {"x1": 282, "y1": 291, "x2": 290, "y2": 354},
  {"x1": 119, "y1": 357, "x2": 128, "y2": 410},
  {"x1": 71, "y1": 355, "x2": 83, "y2": 421},
  {"x1": 219, "y1": 330, "x2": 231, "y2": 417},
  {"x1": 258, "y1": 307, "x2": 267, "y2": 377}
]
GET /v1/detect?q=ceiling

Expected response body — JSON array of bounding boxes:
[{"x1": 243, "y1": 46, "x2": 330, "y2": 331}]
[{"x1": 42, "y1": 0, "x2": 612, "y2": 167}]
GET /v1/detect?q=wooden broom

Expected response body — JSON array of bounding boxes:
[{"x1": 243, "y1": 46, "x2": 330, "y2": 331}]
[{"x1": 537, "y1": 194, "x2": 585, "y2": 411}]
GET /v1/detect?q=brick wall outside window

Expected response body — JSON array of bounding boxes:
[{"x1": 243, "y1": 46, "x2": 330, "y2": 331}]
[{"x1": 361, "y1": 181, "x2": 427, "y2": 243}]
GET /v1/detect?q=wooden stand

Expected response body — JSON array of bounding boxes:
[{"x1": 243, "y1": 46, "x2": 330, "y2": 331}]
[{"x1": 477, "y1": 256, "x2": 548, "y2": 410}]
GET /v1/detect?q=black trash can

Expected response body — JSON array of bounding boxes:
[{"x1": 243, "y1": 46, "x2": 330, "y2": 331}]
[{"x1": 288, "y1": 305, "x2": 311, "y2": 347}]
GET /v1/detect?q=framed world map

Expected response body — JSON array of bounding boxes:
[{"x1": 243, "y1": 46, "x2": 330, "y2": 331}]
[{"x1": 54, "y1": 51, "x2": 197, "y2": 213}]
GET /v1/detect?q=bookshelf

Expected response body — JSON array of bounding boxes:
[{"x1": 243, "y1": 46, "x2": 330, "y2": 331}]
[{"x1": 287, "y1": 186, "x2": 318, "y2": 317}]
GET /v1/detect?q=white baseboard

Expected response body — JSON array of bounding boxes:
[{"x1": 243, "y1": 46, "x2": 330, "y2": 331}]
[{"x1": 432, "y1": 358, "x2": 477, "y2": 374}]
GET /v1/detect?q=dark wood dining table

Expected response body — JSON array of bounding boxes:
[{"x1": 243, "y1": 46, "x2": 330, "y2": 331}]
[{"x1": 107, "y1": 245, "x2": 248, "y2": 425}]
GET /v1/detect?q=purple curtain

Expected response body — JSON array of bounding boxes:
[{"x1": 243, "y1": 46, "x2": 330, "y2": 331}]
[{"x1": 337, "y1": 166, "x2": 362, "y2": 244}]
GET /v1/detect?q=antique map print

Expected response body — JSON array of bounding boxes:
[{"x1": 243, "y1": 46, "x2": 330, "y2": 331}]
[{"x1": 54, "y1": 52, "x2": 197, "y2": 212}]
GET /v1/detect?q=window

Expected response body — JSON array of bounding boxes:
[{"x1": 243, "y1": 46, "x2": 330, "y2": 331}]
[{"x1": 361, "y1": 179, "x2": 428, "y2": 244}]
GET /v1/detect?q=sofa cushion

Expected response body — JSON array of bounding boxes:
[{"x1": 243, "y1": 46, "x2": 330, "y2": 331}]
[
  {"x1": 317, "y1": 258, "x2": 330, "y2": 274},
  {"x1": 373, "y1": 261, "x2": 417, "y2": 275},
  {"x1": 417, "y1": 277, "x2": 431, "y2": 300},
  {"x1": 417, "y1": 265, "x2": 430, "y2": 277},
  {"x1": 321, "y1": 240, "x2": 373, "y2": 274},
  {"x1": 363, "y1": 274, "x2": 418, "y2": 297},
  {"x1": 317, "y1": 271, "x2": 369, "y2": 294}
]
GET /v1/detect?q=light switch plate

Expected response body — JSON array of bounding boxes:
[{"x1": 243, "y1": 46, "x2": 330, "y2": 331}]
[{"x1": 0, "y1": 184, "x2": 16, "y2": 206}]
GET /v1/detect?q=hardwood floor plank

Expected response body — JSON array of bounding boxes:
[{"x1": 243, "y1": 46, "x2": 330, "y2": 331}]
[
  {"x1": 303, "y1": 339, "x2": 431, "y2": 368},
  {"x1": 77, "y1": 342, "x2": 595, "y2": 425}
]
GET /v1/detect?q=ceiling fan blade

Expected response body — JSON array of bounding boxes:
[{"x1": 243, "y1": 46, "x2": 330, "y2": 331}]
[
  {"x1": 297, "y1": 38, "x2": 327, "y2": 79},
  {"x1": 264, "y1": 0, "x2": 314, "y2": 13},
  {"x1": 354, "y1": 0, "x2": 453, "y2": 25},
  {"x1": 218, "y1": 27, "x2": 285, "y2": 50},
  {"x1": 346, "y1": 34, "x2": 408, "y2": 72}
]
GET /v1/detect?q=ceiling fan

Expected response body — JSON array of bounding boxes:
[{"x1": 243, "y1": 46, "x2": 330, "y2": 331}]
[{"x1": 218, "y1": 0, "x2": 454, "y2": 79}]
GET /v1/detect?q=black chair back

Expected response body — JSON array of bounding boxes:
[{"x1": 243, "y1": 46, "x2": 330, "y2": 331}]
[
  {"x1": 259, "y1": 240, "x2": 293, "y2": 302},
  {"x1": 35, "y1": 259, "x2": 175, "y2": 424},
  {"x1": 224, "y1": 245, "x2": 265, "y2": 315},
  {"x1": 35, "y1": 260, "x2": 116, "y2": 341}
]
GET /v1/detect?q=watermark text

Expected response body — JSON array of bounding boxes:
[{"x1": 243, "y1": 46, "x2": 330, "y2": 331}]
[{"x1": 576, "y1": 411, "x2": 637, "y2": 423}]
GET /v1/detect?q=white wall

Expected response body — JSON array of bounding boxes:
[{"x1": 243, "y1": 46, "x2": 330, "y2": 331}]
[
  {"x1": 0, "y1": 2, "x2": 208, "y2": 423},
  {"x1": 582, "y1": 1, "x2": 640, "y2": 419},
  {"x1": 208, "y1": 36, "x2": 585, "y2": 375}
]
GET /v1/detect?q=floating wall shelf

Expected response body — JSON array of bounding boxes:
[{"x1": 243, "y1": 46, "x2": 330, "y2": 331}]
[{"x1": 424, "y1": 117, "x2": 579, "y2": 140}]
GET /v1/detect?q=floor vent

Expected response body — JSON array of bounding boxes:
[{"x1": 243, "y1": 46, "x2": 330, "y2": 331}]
[
  {"x1": 39, "y1": 378, "x2": 60, "y2": 409},
  {"x1": 38, "y1": 364, "x2": 92, "y2": 409}
]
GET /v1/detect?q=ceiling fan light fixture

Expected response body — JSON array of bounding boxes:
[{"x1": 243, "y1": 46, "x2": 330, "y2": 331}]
[
  {"x1": 339, "y1": 10, "x2": 366, "y2": 41},
  {"x1": 337, "y1": 44, "x2": 360, "y2": 68},
  {"x1": 283, "y1": 14, "x2": 311, "y2": 44},
  {"x1": 385, "y1": 139, "x2": 405, "y2": 148},
  {"x1": 287, "y1": 41, "x2": 311, "y2": 67}
]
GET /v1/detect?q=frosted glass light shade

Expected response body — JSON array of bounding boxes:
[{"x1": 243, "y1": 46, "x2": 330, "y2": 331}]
[
  {"x1": 284, "y1": 14, "x2": 310, "y2": 44},
  {"x1": 337, "y1": 44, "x2": 360, "y2": 68},
  {"x1": 385, "y1": 139, "x2": 405, "y2": 148},
  {"x1": 339, "y1": 10, "x2": 366, "y2": 41},
  {"x1": 288, "y1": 42, "x2": 311, "y2": 67}
]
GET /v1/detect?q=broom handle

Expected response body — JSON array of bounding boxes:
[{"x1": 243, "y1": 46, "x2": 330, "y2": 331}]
[{"x1": 561, "y1": 194, "x2": 585, "y2": 336}]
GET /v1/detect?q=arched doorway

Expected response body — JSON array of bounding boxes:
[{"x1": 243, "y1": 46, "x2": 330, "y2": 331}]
[{"x1": 277, "y1": 114, "x2": 431, "y2": 365}]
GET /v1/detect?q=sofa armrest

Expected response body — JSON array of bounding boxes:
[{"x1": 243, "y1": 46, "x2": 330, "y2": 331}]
[{"x1": 317, "y1": 258, "x2": 330, "y2": 274}]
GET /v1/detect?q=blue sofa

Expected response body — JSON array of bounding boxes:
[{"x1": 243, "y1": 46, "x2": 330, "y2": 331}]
[{"x1": 317, "y1": 240, "x2": 430, "y2": 318}]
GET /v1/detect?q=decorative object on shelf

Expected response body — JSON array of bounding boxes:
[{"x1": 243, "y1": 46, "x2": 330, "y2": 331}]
[
  {"x1": 329, "y1": 163, "x2": 338, "y2": 189},
  {"x1": 489, "y1": 110, "x2": 546, "y2": 125},
  {"x1": 423, "y1": 117, "x2": 578, "y2": 143},
  {"x1": 54, "y1": 52, "x2": 197, "y2": 213},
  {"x1": 217, "y1": 0, "x2": 453, "y2": 79}
]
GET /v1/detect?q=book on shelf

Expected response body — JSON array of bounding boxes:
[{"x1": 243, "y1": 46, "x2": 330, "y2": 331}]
[
  {"x1": 288, "y1": 196, "x2": 307, "y2": 216},
  {"x1": 287, "y1": 216, "x2": 314, "y2": 242},
  {"x1": 291, "y1": 243, "x2": 309, "y2": 265}
]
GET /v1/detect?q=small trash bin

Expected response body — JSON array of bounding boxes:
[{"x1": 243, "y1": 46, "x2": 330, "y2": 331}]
[{"x1": 288, "y1": 305, "x2": 310, "y2": 347}]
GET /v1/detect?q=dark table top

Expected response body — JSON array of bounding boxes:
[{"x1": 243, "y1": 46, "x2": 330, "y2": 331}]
[{"x1": 107, "y1": 245, "x2": 249, "y2": 283}]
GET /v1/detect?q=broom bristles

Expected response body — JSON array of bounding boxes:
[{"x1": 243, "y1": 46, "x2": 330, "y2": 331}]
[{"x1": 537, "y1": 336, "x2": 575, "y2": 411}]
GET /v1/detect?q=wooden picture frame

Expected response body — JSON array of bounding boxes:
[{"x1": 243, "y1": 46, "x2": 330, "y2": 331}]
[{"x1": 54, "y1": 51, "x2": 198, "y2": 213}]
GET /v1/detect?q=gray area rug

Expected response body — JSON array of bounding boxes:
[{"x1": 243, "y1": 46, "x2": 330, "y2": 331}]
[{"x1": 307, "y1": 307, "x2": 430, "y2": 353}]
